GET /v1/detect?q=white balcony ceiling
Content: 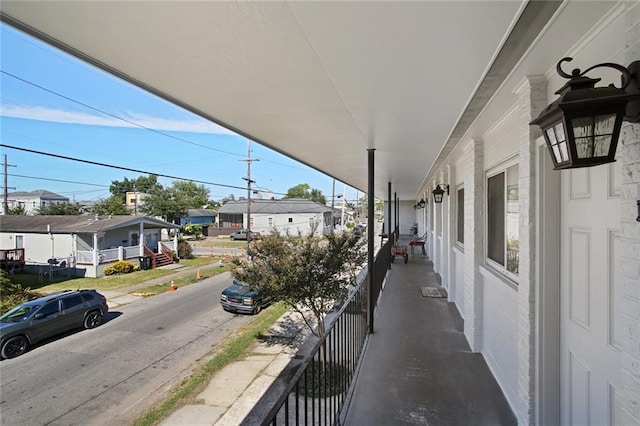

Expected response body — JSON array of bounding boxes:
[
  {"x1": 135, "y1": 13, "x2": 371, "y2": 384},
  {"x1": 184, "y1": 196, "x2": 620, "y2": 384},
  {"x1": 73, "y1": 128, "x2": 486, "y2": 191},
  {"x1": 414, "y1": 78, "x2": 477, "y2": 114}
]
[{"x1": 1, "y1": 1, "x2": 564, "y2": 200}]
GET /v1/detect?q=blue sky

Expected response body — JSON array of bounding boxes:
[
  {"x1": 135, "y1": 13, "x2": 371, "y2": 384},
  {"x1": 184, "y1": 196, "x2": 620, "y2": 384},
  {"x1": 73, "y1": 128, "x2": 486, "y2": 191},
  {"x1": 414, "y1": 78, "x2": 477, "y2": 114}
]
[{"x1": 0, "y1": 23, "x2": 357, "y2": 204}]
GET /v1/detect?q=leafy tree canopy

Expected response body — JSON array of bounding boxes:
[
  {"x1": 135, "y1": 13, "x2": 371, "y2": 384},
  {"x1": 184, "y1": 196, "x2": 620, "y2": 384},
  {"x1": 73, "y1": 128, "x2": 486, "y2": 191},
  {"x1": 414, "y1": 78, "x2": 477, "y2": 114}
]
[
  {"x1": 141, "y1": 180, "x2": 209, "y2": 223},
  {"x1": 35, "y1": 203, "x2": 81, "y2": 215},
  {"x1": 232, "y1": 229, "x2": 367, "y2": 338},
  {"x1": 109, "y1": 174, "x2": 162, "y2": 202},
  {"x1": 92, "y1": 195, "x2": 130, "y2": 216},
  {"x1": 284, "y1": 183, "x2": 327, "y2": 204}
]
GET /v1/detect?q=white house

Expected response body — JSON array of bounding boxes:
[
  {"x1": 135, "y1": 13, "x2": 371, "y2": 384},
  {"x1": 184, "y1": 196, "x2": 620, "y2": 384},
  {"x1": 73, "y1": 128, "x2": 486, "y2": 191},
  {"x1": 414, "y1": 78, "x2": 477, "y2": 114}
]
[
  {"x1": 217, "y1": 198, "x2": 332, "y2": 236},
  {"x1": 2, "y1": 189, "x2": 70, "y2": 215},
  {"x1": 0, "y1": 215, "x2": 179, "y2": 277}
]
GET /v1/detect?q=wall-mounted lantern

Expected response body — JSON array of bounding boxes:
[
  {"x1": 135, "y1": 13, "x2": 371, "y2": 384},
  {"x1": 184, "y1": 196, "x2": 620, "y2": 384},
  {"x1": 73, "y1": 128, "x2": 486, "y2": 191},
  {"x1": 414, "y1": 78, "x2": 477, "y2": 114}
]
[
  {"x1": 530, "y1": 57, "x2": 639, "y2": 170},
  {"x1": 418, "y1": 198, "x2": 426, "y2": 208},
  {"x1": 432, "y1": 184, "x2": 449, "y2": 204}
]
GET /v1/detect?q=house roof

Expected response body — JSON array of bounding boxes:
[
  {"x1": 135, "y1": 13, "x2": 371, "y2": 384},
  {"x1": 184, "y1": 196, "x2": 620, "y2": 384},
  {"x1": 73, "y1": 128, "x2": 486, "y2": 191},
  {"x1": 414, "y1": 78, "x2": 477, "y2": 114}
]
[
  {"x1": 0, "y1": 215, "x2": 179, "y2": 234},
  {"x1": 218, "y1": 199, "x2": 331, "y2": 215},
  {"x1": 186, "y1": 209, "x2": 218, "y2": 218},
  {"x1": 8, "y1": 189, "x2": 69, "y2": 201}
]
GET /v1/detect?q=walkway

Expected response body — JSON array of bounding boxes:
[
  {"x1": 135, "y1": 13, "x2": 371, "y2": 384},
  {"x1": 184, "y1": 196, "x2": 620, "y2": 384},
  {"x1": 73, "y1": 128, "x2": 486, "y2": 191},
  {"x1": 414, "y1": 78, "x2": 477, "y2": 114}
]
[{"x1": 344, "y1": 241, "x2": 516, "y2": 425}]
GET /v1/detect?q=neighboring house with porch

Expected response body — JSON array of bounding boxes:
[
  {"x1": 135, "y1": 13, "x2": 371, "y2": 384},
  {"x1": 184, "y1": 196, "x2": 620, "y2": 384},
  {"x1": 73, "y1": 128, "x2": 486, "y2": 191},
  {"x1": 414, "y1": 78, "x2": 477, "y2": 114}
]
[
  {"x1": 0, "y1": 215, "x2": 179, "y2": 277},
  {"x1": 2, "y1": 189, "x2": 70, "y2": 215},
  {"x1": 217, "y1": 198, "x2": 332, "y2": 236}
]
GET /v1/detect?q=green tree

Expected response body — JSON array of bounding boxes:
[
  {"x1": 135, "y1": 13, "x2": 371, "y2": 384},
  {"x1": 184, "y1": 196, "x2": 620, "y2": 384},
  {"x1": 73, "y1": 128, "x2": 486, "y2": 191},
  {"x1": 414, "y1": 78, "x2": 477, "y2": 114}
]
[
  {"x1": 284, "y1": 183, "x2": 327, "y2": 204},
  {"x1": 231, "y1": 229, "x2": 367, "y2": 339},
  {"x1": 109, "y1": 174, "x2": 162, "y2": 202},
  {"x1": 92, "y1": 195, "x2": 130, "y2": 216},
  {"x1": 5, "y1": 204, "x2": 26, "y2": 215},
  {"x1": 141, "y1": 180, "x2": 209, "y2": 223},
  {"x1": 35, "y1": 203, "x2": 81, "y2": 215}
]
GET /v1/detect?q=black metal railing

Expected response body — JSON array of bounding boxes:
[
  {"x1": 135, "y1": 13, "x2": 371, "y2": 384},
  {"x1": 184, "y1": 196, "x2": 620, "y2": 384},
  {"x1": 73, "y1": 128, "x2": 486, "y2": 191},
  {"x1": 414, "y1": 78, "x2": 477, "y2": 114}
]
[{"x1": 262, "y1": 238, "x2": 392, "y2": 425}]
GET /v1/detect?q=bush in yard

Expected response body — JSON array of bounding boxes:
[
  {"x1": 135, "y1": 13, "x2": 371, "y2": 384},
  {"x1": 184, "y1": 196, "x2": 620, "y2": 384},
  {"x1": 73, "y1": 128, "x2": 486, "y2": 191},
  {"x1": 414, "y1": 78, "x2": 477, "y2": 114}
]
[
  {"x1": 177, "y1": 239, "x2": 194, "y2": 259},
  {"x1": 103, "y1": 260, "x2": 139, "y2": 276},
  {"x1": 0, "y1": 270, "x2": 42, "y2": 315}
]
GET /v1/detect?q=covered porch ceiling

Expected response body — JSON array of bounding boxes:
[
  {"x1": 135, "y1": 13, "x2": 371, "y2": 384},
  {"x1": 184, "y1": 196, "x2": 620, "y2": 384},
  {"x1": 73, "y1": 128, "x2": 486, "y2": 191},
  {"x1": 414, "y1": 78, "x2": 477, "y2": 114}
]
[{"x1": 1, "y1": 1, "x2": 563, "y2": 201}]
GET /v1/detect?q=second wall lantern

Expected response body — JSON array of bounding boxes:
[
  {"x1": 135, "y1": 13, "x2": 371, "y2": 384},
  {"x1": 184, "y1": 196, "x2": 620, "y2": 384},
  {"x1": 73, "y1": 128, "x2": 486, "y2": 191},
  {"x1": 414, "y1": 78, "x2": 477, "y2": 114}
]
[{"x1": 432, "y1": 184, "x2": 449, "y2": 204}]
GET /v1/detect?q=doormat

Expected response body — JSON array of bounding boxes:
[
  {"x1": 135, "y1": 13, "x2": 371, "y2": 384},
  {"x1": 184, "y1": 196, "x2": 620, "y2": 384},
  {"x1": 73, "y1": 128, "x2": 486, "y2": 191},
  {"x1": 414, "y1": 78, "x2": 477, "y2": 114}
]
[{"x1": 421, "y1": 287, "x2": 448, "y2": 298}]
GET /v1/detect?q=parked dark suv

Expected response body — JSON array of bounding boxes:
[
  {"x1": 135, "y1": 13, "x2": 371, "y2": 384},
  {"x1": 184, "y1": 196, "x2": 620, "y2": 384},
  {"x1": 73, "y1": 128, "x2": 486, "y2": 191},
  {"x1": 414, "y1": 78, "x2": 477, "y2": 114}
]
[{"x1": 0, "y1": 289, "x2": 109, "y2": 359}]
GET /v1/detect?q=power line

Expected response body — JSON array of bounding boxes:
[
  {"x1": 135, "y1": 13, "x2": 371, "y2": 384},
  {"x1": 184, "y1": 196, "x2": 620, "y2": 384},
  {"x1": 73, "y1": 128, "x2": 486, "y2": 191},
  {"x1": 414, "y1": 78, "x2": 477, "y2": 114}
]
[
  {"x1": 7, "y1": 173, "x2": 109, "y2": 188},
  {"x1": 1, "y1": 69, "x2": 309, "y2": 171},
  {"x1": 1, "y1": 69, "x2": 244, "y2": 158},
  {"x1": 1, "y1": 143, "x2": 249, "y2": 192}
]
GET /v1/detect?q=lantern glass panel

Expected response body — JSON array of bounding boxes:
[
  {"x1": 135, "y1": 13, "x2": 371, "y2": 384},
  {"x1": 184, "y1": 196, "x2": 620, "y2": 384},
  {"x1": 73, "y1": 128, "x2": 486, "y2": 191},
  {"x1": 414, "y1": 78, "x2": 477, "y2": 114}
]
[
  {"x1": 545, "y1": 121, "x2": 569, "y2": 164},
  {"x1": 572, "y1": 114, "x2": 615, "y2": 159}
]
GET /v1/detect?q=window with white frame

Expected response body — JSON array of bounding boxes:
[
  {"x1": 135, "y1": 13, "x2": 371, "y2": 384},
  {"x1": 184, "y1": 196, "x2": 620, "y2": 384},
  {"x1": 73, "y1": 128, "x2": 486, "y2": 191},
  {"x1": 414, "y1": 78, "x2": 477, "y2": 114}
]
[
  {"x1": 268, "y1": 217, "x2": 273, "y2": 227},
  {"x1": 487, "y1": 162, "x2": 519, "y2": 277},
  {"x1": 457, "y1": 187, "x2": 464, "y2": 245},
  {"x1": 288, "y1": 217, "x2": 293, "y2": 223},
  {"x1": 309, "y1": 217, "x2": 315, "y2": 227}
]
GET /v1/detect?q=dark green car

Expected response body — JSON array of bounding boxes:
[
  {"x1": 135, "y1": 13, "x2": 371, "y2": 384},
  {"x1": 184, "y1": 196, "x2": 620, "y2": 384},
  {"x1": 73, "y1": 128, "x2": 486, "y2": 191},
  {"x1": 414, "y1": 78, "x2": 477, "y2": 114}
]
[
  {"x1": 220, "y1": 280, "x2": 270, "y2": 315},
  {"x1": 0, "y1": 289, "x2": 109, "y2": 359}
]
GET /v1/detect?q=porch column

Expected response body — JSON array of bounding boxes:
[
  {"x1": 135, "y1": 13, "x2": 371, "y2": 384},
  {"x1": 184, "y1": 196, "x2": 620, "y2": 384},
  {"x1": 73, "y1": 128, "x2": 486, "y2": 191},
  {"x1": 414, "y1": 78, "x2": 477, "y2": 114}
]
[
  {"x1": 173, "y1": 229, "x2": 178, "y2": 253},
  {"x1": 618, "y1": 5, "x2": 640, "y2": 423},
  {"x1": 514, "y1": 74, "x2": 547, "y2": 424},
  {"x1": 462, "y1": 137, "x2": 484, "y2": 352},
  {"x1": 387, "y1": 181, "x2": 392, "y2": 269},
  {"x1": 367, "y1": 148, "x2": 375, "y2": 333},
  {"x1": 139, "y1": 221, "x2": 144, "y2": 256},
  {"x1": 92, "y1": 232, "x2": 98, "y2": 267}
]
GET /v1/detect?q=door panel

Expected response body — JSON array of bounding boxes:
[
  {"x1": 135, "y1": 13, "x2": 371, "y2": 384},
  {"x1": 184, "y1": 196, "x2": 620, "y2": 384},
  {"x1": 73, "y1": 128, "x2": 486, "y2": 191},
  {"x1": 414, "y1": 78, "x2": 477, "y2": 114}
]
[{"x1": 560, "y1": 161, "x2": 622, "y2": 425}]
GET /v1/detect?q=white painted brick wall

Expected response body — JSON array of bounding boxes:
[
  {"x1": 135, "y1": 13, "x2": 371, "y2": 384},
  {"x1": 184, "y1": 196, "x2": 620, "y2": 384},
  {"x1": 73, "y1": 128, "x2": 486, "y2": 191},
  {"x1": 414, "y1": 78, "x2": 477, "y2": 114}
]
[
  {"x1": 618, "y1": 1, "x2": 640, "y2": 421},
  {"x1": 514, "y1": 75, "x2": 547, "y2": 425},
  {"x1": 463, "y1": 138, "x2": 484, "y2": 351}
]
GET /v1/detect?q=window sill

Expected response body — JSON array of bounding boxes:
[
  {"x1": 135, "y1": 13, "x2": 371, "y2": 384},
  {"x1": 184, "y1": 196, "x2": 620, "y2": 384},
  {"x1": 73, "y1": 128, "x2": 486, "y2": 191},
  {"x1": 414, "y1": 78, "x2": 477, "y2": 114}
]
[
  {"x1": 453, "y1": 245, "x2": 464, "y2": 255},
  {"x1": 479, "y1": 264, "x2": 519, "y2": 292}
]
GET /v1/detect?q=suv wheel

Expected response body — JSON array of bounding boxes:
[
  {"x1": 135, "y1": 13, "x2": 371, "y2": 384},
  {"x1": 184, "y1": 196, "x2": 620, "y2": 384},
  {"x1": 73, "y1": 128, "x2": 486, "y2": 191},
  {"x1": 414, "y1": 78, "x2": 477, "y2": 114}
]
[
  {"x1": 1, "y1": 336, "x2": 28, "y2": 359},
  {"x1": 230, "y1": 236, "x2": 235, "y2": 241},
  {"x1": 84, "y1": 311, "x2": 103, "y2": 329},
  {"x1": 253, "y1": 302, "x2": 262, "y2": 315}
]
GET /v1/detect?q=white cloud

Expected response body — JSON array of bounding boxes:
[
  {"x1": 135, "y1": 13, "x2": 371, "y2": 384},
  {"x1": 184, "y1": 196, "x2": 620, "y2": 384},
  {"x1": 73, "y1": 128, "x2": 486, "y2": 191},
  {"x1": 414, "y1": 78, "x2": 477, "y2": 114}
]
[{"x1": 0, "y1": 104, "x2": 238, "y2": 135}]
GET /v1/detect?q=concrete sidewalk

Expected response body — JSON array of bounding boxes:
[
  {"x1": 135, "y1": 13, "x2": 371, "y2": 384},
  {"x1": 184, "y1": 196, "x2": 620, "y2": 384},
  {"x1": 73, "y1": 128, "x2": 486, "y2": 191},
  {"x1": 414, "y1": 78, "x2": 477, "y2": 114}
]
[
  {"x1": 96, "y1": 262, "x2": 308, "y2": 426},
  {"x1": 159, "y1": 310, "x2": 309, "y2": 426}
]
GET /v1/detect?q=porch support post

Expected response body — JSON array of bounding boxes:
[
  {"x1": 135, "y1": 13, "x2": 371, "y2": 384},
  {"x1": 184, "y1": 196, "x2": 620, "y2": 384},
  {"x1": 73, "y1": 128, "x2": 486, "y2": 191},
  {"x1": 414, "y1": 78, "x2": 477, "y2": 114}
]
[
  {"x1": 514, "y1": 74, "x2": 547, "y2": 424},
  {"x1": 388, "y1": 181, "x2": 392, "y2": 269},
  {"x1": 617, "y1": 7, "x2": 640, "y2": 424},
  {"x1": 367, "y1": 148, "x2": 375, "y2": 334},
  {"x1": 139, "y1": 221, "x2": 144, "y2": 256},
  {"x1": 92, "y1": 232, "x2": 98, "y2": 267},
  {"x1": 173, "y1": 228, "x2": 178, "y2": 253},
  {"x1": 394, "y1": 192, "x2": 398, "y2": 242}
]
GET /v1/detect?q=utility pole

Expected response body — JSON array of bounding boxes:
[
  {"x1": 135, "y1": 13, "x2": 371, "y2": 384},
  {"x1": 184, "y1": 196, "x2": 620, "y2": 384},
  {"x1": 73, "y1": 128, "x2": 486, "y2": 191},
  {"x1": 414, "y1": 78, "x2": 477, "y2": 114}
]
[
  {"x1": 240, "y1": 140, "x2": 259, "y2": 249},
  {"x1": 2, "y1": 154, "x2": 16, "y2": 213}
]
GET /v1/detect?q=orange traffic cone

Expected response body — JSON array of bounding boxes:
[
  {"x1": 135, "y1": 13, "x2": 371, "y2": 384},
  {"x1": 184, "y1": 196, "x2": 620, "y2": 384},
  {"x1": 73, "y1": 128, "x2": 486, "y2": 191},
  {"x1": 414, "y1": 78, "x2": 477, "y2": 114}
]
[
  {"x1": 170, "y1": 281, "x2": 177, "y2": 291},
  {"x1": 196, "y1": 269, "x2": 201, "y2": 280},
  {"x1": 210, "y1": 247, "x2": 214, "y2": 257}
]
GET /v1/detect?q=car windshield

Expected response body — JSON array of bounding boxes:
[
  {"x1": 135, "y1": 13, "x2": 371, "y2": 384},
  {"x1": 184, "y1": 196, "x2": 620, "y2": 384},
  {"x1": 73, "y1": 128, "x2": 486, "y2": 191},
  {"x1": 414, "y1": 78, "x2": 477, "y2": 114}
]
[{"x1": 0, "y1": 304, "x2": 40, "y2": 323}]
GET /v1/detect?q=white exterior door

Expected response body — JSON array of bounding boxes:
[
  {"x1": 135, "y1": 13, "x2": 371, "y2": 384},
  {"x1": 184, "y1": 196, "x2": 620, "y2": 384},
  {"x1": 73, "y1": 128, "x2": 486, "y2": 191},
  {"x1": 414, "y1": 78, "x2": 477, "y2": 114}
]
[{"x1": 560, "y1": 162, "x2": 623, "y2": 425}]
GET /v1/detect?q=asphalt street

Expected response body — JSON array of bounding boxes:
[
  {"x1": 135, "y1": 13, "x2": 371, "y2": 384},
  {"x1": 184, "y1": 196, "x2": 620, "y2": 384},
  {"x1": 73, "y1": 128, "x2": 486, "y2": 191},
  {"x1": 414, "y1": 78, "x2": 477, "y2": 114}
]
[{"x1": 0, "y1": 272, "x2": 253, "y2": 426}]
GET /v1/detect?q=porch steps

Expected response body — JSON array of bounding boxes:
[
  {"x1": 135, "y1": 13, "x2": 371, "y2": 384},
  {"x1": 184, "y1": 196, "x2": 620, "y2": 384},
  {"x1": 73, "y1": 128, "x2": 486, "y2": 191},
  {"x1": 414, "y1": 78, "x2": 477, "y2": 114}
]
[{"x1": 154, "y1": 252, "x2": 174, "y2": 268}]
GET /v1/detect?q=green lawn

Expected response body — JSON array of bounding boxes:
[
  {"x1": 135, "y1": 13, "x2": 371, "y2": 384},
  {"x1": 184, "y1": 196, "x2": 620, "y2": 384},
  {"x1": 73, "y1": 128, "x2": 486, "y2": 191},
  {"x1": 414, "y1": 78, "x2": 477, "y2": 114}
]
[{"x1": 12, "y1": 256, "x2": 225, "y2": 293}]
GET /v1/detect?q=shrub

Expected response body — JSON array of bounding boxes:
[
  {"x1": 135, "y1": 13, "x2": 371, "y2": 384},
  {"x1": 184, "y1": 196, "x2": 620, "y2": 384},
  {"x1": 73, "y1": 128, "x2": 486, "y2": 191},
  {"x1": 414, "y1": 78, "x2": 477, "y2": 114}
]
[
  {"x1": 104, "y1": 260, "x2": 139, "y2": 276},
  {"x1": 0, "y1": 270, "x2": 42, "y2": 315},
  {"x1": 177, "y1": 240, "x2": 193, "y2": 259}
]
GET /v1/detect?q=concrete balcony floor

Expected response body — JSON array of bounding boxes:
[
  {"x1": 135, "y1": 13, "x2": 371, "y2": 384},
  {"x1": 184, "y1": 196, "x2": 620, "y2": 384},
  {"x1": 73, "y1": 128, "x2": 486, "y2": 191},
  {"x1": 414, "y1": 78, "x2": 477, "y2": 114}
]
[{"x1": 344, "y1": 240, "x2": 516, "y2": 425}]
